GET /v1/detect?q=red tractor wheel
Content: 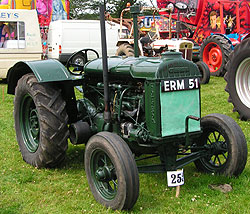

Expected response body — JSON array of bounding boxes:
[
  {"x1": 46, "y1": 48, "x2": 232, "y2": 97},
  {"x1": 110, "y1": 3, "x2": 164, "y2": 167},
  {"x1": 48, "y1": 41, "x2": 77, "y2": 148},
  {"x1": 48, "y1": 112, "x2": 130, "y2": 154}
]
[{"x1": 200, "y1": 35, "x2": 232, "y2": 76}]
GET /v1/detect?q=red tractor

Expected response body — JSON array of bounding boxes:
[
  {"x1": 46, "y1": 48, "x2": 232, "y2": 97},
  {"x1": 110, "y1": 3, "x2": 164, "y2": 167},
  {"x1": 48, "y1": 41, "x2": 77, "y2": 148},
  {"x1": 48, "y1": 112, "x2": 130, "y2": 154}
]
[{"x1": 157, "y1": 0, "x2": 250, "y2": 76}]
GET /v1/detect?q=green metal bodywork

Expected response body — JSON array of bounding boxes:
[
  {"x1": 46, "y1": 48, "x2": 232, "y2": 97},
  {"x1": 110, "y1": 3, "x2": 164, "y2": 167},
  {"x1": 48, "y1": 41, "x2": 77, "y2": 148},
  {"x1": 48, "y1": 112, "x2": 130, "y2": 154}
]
[
  {"x1": 8, "y1": 52, "x2": 200, "y2": 84},
  {"x1": 84, "y1": 56, "x2": 159, "y2": 79},
  {"x1": 8, "y1": 52, "x2": 201, "y2": 140},
  {"x1": 145, "y1": 81, "x2": 161, "y2": 137},
  {"x1": 84, "y1": 52, "x2": 200, "y2": 80},
  {"x1": 160, "y1": 89, "x2": 200, "y2": 136},
  {"x1": 85, "y1": 52, "x2": 201, "y2": 139},
  {"x1": 27, "y1": 59, "x2": 72, "y2": 82},
  {"x1": 7, "y1": 59, "x2": 73, "y2": 95}
]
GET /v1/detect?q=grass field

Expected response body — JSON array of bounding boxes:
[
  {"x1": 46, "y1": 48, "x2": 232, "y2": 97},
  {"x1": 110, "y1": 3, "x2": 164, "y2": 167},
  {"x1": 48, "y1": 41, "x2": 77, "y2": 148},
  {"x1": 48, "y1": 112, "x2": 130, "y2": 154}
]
[{"x1": 0, "y1": 76, "x2": 249, "y2": 214}]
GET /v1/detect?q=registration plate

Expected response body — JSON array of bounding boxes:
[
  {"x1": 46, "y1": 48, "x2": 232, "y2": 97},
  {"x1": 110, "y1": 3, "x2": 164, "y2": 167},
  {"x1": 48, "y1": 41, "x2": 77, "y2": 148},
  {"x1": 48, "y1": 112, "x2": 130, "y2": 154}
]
[{"x1": 161, "y1": 78, "x2": 200, "y2": 92}]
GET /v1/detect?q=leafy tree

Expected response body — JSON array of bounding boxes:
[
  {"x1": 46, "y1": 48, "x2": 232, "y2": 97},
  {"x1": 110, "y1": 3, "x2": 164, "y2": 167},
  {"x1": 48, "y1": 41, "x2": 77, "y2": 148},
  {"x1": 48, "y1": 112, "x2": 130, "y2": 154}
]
[{"x1": 69, "y1": 0, "x2": 147, "y2": 20}]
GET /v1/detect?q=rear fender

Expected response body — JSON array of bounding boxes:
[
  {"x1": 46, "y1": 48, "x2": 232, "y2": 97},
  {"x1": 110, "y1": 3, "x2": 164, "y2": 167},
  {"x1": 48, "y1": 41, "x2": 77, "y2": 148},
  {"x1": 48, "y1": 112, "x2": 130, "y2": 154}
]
[
  {"x1": 7, "y1": 59, "x2": 72, "y2": 95},
  {"x1": 7, "y1": 59, "x2": 79, "y2": 123}
]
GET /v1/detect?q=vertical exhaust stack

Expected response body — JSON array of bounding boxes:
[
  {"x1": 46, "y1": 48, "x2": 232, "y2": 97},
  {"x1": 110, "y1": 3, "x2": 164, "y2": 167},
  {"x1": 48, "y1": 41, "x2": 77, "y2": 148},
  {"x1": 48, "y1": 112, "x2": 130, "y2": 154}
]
[
  {"x1": 130, "y1": 5, "x2": 141, "y2": 57},
  {"x1": 100, "y1": 4, "x2": 111, "y2": 123}
]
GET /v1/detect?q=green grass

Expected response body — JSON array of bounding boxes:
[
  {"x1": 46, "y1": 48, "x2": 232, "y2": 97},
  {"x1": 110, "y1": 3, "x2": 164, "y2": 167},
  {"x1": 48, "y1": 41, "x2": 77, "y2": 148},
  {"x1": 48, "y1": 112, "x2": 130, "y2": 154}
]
[{"x1": 0, "y1": 76, "x2": 249, "y2": 214}]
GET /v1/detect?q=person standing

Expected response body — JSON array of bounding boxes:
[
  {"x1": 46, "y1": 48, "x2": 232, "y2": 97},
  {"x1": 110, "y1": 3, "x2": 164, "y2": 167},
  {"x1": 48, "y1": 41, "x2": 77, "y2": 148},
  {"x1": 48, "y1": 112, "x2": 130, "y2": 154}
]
[{"x1": 0, "y1": 22, "x2": 11, "y2": 47}]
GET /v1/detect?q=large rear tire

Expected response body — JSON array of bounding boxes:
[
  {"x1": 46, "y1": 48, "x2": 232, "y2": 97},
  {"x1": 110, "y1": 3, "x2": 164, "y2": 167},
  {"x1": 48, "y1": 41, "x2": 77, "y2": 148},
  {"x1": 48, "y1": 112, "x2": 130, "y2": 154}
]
[
  {"x1": 224, "y1": 38, "x2": 250, "y2": 120},
  {"x1": 116, "y1": 43, "x2": 134, "y2": 57},
  {"x1": 85, "y1": 132, "x2": 139, "y2": 210},
  {"x1": 14, "y1": 73, "x2": 69, "y2": 168},
  {"x1": 200, "y1": 35, "x2": 232, "y2": 76},
  {"x1": 194, "y1": 113, "x2": 247, "y2": 177}
]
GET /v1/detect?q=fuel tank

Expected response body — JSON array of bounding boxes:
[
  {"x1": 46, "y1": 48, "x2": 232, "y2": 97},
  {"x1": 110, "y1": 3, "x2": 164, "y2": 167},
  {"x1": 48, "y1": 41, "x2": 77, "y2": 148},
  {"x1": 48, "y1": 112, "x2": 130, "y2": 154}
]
[{"x1": 84, "y1": 52, "x2": 201, "y2": 81}]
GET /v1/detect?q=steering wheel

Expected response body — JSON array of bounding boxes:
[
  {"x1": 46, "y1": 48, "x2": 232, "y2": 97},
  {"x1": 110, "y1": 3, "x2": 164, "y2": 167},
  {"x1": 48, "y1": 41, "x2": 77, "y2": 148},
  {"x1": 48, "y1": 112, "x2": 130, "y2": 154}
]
[{"x1": 66, "y1": 48, "x2": 99, "y2": 75}]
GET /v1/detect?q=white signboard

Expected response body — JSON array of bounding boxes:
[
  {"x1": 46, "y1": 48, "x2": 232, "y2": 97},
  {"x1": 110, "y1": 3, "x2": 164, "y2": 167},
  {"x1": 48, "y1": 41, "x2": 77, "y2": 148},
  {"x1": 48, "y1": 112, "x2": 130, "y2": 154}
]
[{"x1": 167, "y1": 169, "x2": 184, "y2": 187}]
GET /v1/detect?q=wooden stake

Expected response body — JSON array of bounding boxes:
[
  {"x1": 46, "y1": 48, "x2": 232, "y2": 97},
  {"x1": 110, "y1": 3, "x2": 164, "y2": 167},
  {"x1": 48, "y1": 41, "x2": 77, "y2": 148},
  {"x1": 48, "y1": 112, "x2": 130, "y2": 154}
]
[
  {"x1": 176, "y1": 169, "x2": 183, "y2": 198},
  {"x1": 176, "y1": 185, "x2": 180, "y2": 197}
]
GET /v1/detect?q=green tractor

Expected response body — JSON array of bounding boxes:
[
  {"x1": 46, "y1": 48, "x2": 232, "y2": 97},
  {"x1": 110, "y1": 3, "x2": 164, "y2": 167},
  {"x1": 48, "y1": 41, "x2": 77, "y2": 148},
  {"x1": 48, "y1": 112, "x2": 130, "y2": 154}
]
[{"x1": 7, "y1": 5, "x2": 247, "y2": 211}]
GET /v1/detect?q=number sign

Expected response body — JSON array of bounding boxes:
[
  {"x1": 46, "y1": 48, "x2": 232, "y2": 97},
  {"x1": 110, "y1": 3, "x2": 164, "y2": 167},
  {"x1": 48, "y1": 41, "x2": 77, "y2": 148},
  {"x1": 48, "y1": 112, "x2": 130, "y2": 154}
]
[{"x1": 167, "y1": 169, "x2": 184, "y2": 187}]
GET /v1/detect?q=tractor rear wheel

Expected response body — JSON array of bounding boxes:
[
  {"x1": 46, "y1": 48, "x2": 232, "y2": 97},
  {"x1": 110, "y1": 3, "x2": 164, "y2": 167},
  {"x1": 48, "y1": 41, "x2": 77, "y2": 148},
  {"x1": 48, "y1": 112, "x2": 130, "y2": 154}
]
[
  {"x1": 116, "y1": 43, "x2": 134, "y2": 57},
  {"x1": 224, "y1": 38, "x2": 250, "y2": 120},
  {"x1": 200, "y1": 35, "x2": 231, "y2": 76},
  {"x1": 14, "y1": 73, "x2": 69, "y2": 168},
  {"x1": 194, "y1": 113, "x2": 247, "y2": 177},
  {"x1": 84, "y1": 132, "x2": 139, "y2": 210}
]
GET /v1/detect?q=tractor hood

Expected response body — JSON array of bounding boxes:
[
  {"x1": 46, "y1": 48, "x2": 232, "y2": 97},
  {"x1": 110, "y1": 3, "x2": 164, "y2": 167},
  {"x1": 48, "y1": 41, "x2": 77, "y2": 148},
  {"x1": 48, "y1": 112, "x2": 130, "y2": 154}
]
[{"x1": 84, "y1": 52, "x2": 201, "y2": 80}]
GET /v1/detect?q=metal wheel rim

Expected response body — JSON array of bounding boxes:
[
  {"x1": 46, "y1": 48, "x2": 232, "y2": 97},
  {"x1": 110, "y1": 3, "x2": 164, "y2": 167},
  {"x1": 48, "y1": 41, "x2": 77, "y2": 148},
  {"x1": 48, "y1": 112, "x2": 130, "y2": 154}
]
[
  {"x1": 20, "y1": 94, "x2": 40, "y2": 153},
  {"x1": 200, "y1": 130, "x2": 228, "y2": 171},
  {"x1": 90, "y1": 149, "x2": 117, "y2": 200},
  {"x1": 203, "y1": 42, "x2": 222, "y2": 73},
  {"x1": 235, "y1": 57, "x2": 250, "y2": 108}
]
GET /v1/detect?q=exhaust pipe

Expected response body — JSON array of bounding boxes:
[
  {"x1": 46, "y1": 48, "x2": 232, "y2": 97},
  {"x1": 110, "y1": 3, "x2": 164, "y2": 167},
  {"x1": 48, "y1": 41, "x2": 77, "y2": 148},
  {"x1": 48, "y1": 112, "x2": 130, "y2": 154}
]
[
  {"x1": 130, "y1": 5, "x2": 141, "y2": 57},
  {"x1": 100, "y1": 4, "x2": 111, "y2": 123}
]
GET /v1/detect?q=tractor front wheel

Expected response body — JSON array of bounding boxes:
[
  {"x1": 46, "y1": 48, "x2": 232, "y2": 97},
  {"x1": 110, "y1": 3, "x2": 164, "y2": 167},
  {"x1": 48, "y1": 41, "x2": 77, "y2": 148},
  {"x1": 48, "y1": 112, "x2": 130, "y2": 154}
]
[
  {"x1": 14, "y1": 73, "x2": 69, "y2": 168},
  {"x1": 200, "y1": 35, "x2": 231, "y2": 76},
  {"x1": 84, "y1": 132, "x2": 139, "y2": 210},
  {"x1": 194, "y1": 113, "x2": 247, "y2": 177},
  {"x1": 196, "y1": 61, "x2": 210, "y2": 84}
]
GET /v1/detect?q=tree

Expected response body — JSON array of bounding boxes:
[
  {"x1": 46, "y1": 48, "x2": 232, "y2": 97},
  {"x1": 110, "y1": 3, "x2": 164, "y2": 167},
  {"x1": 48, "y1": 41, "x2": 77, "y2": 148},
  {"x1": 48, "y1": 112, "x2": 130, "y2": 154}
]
[{"x1": 69, "y1": 0, "x2": 146, "y2": 20}]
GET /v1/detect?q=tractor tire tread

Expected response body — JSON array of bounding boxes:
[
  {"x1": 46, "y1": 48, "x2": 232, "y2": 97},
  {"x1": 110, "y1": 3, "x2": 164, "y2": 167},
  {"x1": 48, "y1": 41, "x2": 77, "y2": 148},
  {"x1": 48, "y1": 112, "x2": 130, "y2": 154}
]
[
  {"x1": 14, "y1": 73, "x2": 69, "y2": 168},
  {"x1": 224, "y1": 38, "x2": 250, "y2": 120},
  {"x1": 200, "y1": 35, "x2": 232, "y2": 76}
]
